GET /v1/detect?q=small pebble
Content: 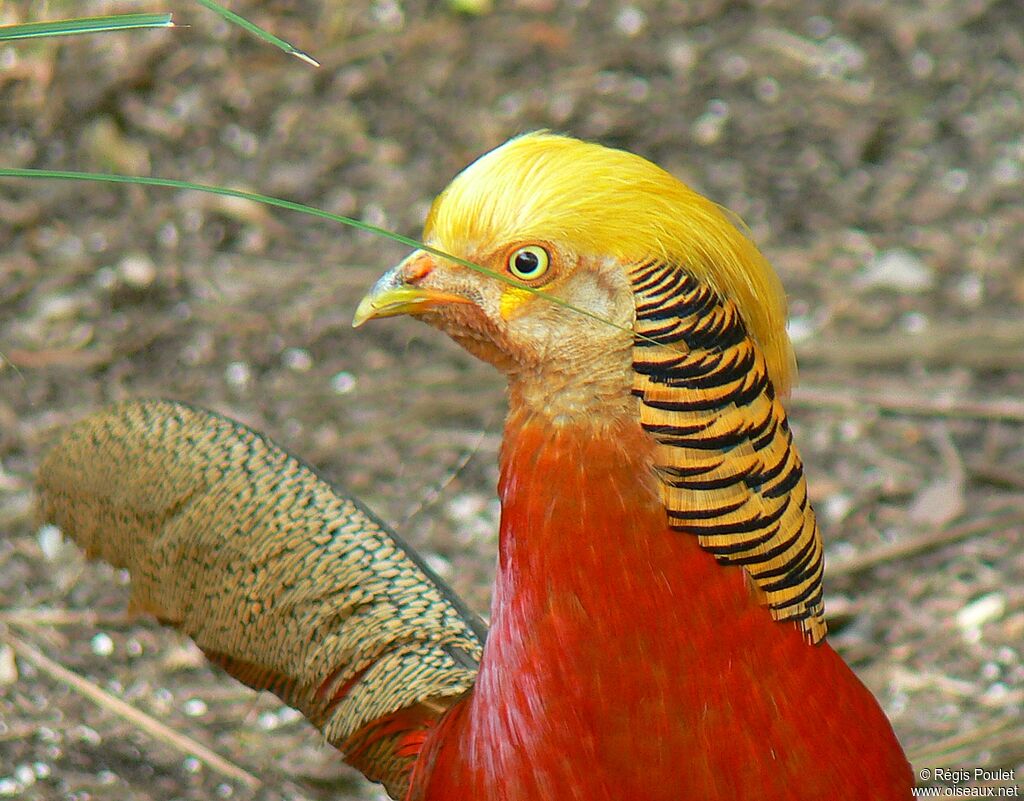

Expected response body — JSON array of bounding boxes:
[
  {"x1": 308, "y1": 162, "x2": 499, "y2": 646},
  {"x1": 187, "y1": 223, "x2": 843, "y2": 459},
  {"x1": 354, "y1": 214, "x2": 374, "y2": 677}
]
[
  {"x1": 282, "y1": 347, "x2": 313, "y2": 372},
  {"x1": 754, "y1": 77, "x2": 780, "y2": 104},
  {"x1": 446, "y1": 494, "x2": 489, "y2": 524},
  {"x1": 157, "y1": 222, "x2": 179, "y2": 249},
  {"x1": 720, "y1": 54, "x2": 749, "y2": 81},
  {"x1": 899, "y1": 311, "x2": 929, "y2": 334},
  {"x1": 118, "y1": 253, "x2": 157, "y2": 288},
  {"x1": 856, "y1": 249, "x2": 934, "y2": 293},
  {"x1": 36, "y1": 524, "x2": 64, "y2": 561},
  {"x1": 838, "y1": 419, "x2": 862, "y2": 442},
  {"x1": 822, "y1": 493, "x2": 853, "y2": 525},
  {"x1": 182, "y1": 698, "x2": 208, "y2": 717},
  {"x1": 665, "y1": 39, "x2": 696, "y2": 75},
  {"x1": 70, "y1": 725, "x2": 102, "y2": 746},
  {"x1": 93, "y1": 266, "x2": 118, "y2": 290},
  {"x1": 39, "y1": 295, "x2": 80, "y2": 322},
  {"x1": 90, "y1": 633, "x2": 114, "y2": 657},
  {"x1": 785, "y1": 315, "x2": 815, "y2": 344},
  {"x1": 331, "y1": 371, "x2": 357, "y2": 394},
  {"x1": 692, "y1": 99, "x2": 730, "y2": 146},
  {"x1": 614, "y1": 6, "x2": 647, "y2": 37},
  {"x1": 956, "y1": 592, "x2": 1006, "y2": 632},
  {"x1": 955, "y1": 273, "x2": 983, "y2": 307},
  {"x1": 692, "y1": 113, "x2": 725, "y2": 145},
  {"x1": 222, "y1": 124, "x2": 258, "y2": 158},
  {"x1": 225, "y1": 361, "x2": 252, "y2": 388}
]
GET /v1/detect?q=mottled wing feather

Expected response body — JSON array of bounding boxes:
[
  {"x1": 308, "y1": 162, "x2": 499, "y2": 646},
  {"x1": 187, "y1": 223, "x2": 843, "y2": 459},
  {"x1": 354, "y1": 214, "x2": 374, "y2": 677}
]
[
  {"x1": 36, "y1": 400, "x2": 485, "y2": 798},
  {"x1": 629, "y1": 261, "x2": 827, "y2": 642}
]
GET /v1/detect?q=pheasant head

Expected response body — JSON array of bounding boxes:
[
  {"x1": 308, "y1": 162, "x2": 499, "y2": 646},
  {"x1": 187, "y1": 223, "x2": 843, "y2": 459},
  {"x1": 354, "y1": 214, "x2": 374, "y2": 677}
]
[{"x1": 355, "y1": 132, "x2": 795, "y2": 425}]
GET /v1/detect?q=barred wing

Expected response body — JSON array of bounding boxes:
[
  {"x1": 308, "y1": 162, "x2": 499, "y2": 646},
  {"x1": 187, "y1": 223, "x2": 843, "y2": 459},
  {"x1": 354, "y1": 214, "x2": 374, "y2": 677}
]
[{"x1": 36, "y1": 399, "x2": 485, "y2": 798}]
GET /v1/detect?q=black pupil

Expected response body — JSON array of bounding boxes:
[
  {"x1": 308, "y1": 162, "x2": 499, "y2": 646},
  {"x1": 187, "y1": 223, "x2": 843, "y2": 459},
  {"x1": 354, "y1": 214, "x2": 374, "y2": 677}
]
[{"x1": 514, "y1": 250, "x2": 540, "y2": 275}]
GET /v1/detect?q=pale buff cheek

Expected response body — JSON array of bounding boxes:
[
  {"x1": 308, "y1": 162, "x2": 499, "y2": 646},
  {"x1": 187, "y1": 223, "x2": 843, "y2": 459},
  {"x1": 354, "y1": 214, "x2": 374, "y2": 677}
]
[{"x1": 499, "y1": 286, "x2": 532, "y2": 320}]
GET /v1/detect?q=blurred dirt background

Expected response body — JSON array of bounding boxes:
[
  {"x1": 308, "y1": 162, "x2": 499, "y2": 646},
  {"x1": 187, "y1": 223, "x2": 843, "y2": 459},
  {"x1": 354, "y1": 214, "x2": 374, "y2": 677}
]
[{"x1": 1, "y1": 0, "x2": 1023, "y2": 798}]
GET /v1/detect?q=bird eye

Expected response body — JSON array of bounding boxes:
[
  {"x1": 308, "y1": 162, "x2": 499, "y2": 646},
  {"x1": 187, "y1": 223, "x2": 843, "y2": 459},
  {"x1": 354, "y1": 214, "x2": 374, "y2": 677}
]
[{"x1": 507, "y1": 246, "x2": 550, "y2": 281}]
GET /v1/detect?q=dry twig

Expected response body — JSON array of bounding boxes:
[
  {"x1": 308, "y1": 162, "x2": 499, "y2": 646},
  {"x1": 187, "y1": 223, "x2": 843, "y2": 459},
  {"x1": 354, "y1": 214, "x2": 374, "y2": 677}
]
[
  {"x1": 968, "y1": 463, "x2": 1024, "y2": 492},
  {"x1": 795, "y1": 319, "x2": 1024, "y2": 371},
  {"x1": 829, "y1": 510, "x2": 1024, "y2": 578},
  {"x1": 792, "y1": 385, "x2": 1024, "y2": 423},
  {"x1": 0, "y1": 608, "x2": 134, "y2": 627},
  {"x1": 401, "y1": 418, "x2": 499, "y2": 528},
  {"x1": 2, "y1": 628, "x2": 262, "y2": 790},
  {"x1": 908, "y1": 717, "x2": 1023, "y2": 769}
]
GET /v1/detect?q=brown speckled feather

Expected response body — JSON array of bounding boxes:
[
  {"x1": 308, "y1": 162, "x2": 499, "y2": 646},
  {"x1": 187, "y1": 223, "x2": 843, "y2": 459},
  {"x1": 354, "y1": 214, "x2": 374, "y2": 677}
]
[
  {"x1": 629, "y1": 261, "x2": 826, "y2": 642},
  {"x1": 36, "y1": 399, "x2": 485, "y2": 798}
]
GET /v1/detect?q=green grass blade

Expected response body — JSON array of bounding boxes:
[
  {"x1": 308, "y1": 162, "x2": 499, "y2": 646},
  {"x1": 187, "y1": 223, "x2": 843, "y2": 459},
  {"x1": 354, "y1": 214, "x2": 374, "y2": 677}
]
[
  {"x1": 0, "y1": 14, "x2": 175, "y2": 41},
  {"x1": 193, "y1": 0, "x2": 319, "y2": 66},
  {"x1": 0, "y1": 166, "x2": 449, "y2": 261},
  {"x1": 0, "y1": 167, "x2": 652, "y2": 344}
]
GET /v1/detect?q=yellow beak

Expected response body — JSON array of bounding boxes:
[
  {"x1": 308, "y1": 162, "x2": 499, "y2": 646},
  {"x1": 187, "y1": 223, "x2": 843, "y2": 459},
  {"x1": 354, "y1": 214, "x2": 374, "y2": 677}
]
[{"x1": 352, "y1": 257, "x2": 469, "y2": 328}]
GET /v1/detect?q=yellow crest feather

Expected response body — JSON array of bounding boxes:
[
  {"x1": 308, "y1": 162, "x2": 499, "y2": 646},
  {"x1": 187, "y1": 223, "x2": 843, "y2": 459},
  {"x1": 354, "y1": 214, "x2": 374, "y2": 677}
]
[{"x1": 424, "y1": 132, "x2": 796, "y2": 395}]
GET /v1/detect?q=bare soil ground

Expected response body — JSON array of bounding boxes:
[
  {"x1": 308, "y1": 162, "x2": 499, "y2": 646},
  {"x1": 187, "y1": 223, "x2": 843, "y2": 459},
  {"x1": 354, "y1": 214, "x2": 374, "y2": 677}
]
[{"x1": 1, "y1": 1, "x2": 1022, "y2": 798}]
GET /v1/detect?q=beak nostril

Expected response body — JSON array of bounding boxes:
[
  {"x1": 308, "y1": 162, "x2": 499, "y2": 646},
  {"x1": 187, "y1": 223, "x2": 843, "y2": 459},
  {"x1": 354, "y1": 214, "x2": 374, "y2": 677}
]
[{"x1": 404, "y1": 256, "x2": 434, "y2": 284}]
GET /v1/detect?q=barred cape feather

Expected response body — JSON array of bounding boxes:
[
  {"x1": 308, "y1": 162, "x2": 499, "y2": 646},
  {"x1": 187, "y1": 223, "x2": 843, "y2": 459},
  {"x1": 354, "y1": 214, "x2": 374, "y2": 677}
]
[{"x1": 629, "y1": 260, "x2": 825, "y2": 640}]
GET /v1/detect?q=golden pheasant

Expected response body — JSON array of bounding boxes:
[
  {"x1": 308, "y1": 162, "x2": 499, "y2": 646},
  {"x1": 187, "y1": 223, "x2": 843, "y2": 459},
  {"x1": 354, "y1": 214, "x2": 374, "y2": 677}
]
[{"x1": 38, "y1": 132, "x2": 914, "y2": 800}]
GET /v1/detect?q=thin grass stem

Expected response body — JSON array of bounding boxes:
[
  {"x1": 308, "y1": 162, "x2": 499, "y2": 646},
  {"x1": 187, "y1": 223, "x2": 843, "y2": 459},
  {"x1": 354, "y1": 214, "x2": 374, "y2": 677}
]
[
  {"x1": 0, "y1": 14, "x2": 174, "y2": 41},
  {"x1": 0, "y1": 167, "x2": 658, "y2": 346},
  {"x1": 193, "y1": 0, "x2": 319, "y2": 66}
]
